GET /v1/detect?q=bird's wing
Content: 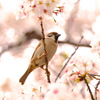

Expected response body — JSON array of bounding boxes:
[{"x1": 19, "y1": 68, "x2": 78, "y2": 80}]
[
  {"x1": 31, "y1": 40, "x2": 42, "y2": 60},
  {"x1": 31, "y1": 40, "x2": 48, "y2": 61}
]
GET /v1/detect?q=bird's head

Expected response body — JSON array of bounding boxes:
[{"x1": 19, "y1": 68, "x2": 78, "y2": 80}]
[{"x1": 46, "y1": 32, "x2": 61, "y2": 43}]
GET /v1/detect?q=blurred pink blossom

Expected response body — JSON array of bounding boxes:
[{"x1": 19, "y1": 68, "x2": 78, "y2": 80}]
[{"x1": 90, "y1": 35, "x2": 100, "y2": 56}]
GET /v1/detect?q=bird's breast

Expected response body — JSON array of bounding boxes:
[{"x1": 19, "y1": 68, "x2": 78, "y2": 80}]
[{"x1": 35, "y1": 38, "x2": 57, "y2": 67}]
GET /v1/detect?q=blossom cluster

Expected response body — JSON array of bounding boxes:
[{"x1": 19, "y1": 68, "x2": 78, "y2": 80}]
[
  {"x1": 61, "y1": 55, "x2": 100, "y2": 85},
  {"x1": 16, "y1": 0, "x2": 64, "y2": 20},
  {"x1": 1, "y1": 43, "x2": 100, "y2": 99},
  {"x1": 1, "y1": 0, "x2": 100, "y2": 99}
]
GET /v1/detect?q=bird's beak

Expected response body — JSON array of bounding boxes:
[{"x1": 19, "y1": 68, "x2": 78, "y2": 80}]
[{"x1": 56, "y1": 34, "x2": 61, "y2": 37}]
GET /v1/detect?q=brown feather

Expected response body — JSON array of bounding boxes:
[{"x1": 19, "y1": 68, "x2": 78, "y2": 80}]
[
  {"x1": 19, "y1": 32, "x2": 60, "y2": 85},
  {"x1": 19, "y1": 63, "x2": 36, "y2": 85},
  {"x1": 31, "y1": 40, "x2": 42, "y2": 60}
]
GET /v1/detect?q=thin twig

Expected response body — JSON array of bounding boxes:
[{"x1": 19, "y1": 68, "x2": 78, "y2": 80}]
[
  {"x1": 95, "y1": 80, "x2": 100, "y2": 100},
  {"x1": 55, "y1": 36, "x2": 84, "y2": 82},
  {"x1": 88, "y1": 73, "x2": 100, "y2": 77},
  {"x1": 84, "y1": 76, "x2": 95, "y2": 100},
  {"x1": 88, "y1": 73, "x2": 100, "y2": 100},
  {"x1": 40, "y1": 20, "x2": 51, "y2": 83}
]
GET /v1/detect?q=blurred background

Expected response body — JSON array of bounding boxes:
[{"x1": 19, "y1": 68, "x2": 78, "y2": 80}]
[{"x1": 0, "y1": 0, "x2": 100, "y2": 99}]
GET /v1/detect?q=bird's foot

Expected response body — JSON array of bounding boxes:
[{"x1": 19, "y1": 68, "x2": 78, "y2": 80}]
[{"x1": 40, "y1": 66, "x2": 51, "y2": 75}]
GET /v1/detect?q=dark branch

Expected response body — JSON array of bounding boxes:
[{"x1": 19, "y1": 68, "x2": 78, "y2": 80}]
[
  {"x1": 40, "y1": 20, "x2": 51, "y2": 83},
  {"x1": 59, "y1": 40, "x2": 91, "y2": 47},
  {"x1": 84, "y1": 76, "x2": 95, "y2": 100},
  {"x1": 55, "y1": 36, "x2": 84, "y2": 82},
  {"x1": 88, "y1": 73, "x2": 100, "y2": 100},
  {"x1": 95, "y1": 80, "x2": 100, "y2": 100},
  {"x1": 88, "y1": 73, "x2": 100, "y2": 77}
]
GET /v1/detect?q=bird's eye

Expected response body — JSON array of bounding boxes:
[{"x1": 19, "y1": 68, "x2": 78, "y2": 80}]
[{"x1": 48, "y1": 34, "x2": 52, "y2": 37}]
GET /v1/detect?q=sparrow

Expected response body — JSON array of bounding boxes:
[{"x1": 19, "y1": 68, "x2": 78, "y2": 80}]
[{"x1": 19, "y1": 32, "x2": 61, "y2": 85}]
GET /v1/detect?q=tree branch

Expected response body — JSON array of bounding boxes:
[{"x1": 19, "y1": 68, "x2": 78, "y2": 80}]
[
  {"x1": 88, "y1": 73, "x2": 100, "y2": 100},
  {"x1": 83, "y1": 76, "x2": 95, "y2": 100},
  {"x1": 40, "y1": 20, "x2": 51, "y2": 83},
  {"x1": 55, "y1": 36, "x2": 84, "y2": 82},
  {"x1": 59, "y1": 40, "x2": 91, "y2": 47},
  {"x1": 95, "y1": 80, "x2": 100, "y2": 100}
]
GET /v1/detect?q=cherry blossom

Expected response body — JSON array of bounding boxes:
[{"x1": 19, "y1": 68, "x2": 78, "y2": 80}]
[
  {"x1": 16, "y1": 0, "x2": 63, "y2": 20},
  {"x1": 41, "y1": 83, "x2": 71, "y2": 100},
  {"x1": 90, "y1": 35, "x2": 100, "y2": 56}
]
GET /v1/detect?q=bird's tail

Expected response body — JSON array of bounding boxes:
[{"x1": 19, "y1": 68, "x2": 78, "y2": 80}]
[{"x1": 19, "y1": 64, "x2": 36, "y2": 85}]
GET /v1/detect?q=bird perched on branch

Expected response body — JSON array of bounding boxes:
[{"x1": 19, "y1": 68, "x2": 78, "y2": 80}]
[{"x1": 19, "y1": 32, "x2": 61, "y2": 85}]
